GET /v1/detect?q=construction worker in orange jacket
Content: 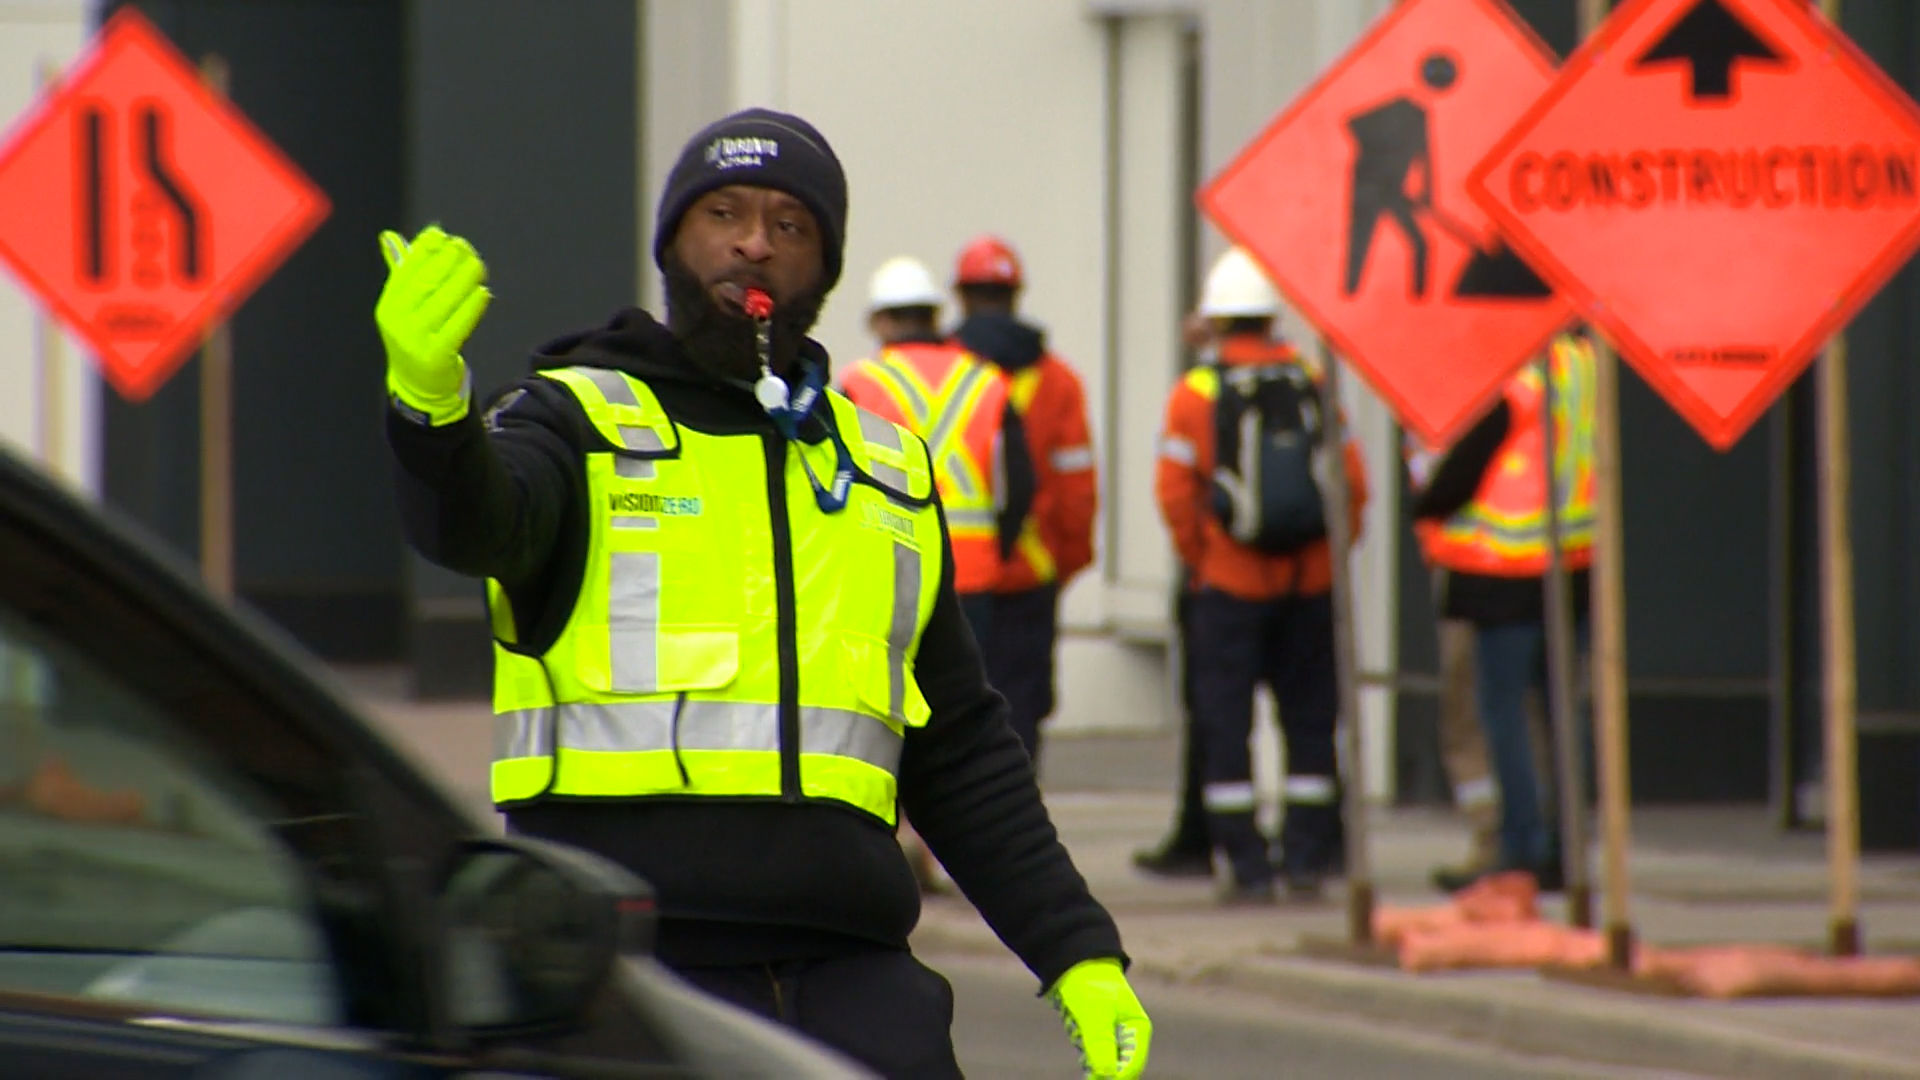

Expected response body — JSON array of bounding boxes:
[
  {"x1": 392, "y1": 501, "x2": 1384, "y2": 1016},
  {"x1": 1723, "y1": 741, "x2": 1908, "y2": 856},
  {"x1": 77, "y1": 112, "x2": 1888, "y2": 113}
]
[
  {"x1": 1409, "y1": 333, "x2": 1597, "y2": 894},
  {"x1": 842, "y1": 256, "x2": 1035, "y2": 641},
  {"x1": 950, "y1": 236, "x2": 1097, "y2": 767},
  {"x1": 1156, "y1": 248, "x2": 1369, "y2": 903}
]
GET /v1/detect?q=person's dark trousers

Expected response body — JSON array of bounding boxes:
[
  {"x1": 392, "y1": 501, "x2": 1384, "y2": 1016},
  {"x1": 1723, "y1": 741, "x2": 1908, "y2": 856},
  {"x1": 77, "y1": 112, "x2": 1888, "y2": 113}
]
[
  {"x1": 1474, "y1": 617, "x2": 1593, "y2": 873},
  {"x1": 1133, "y1": 586, "x2": 1210, "y2": 877},
  {"x1": 983, "y1": 583, "x2": 1058, "y2": 764},
  {"x1": 1475, "y1": 620, "x2": 1554, "y2": 867},
  {"x1": 1165, "y1": 587, "x2": 1208, "y2": 853},
  {"x1": 674, "y1": 951, "x2": 961, "y2": 1079},
  {"x1": 1189, "y1": 588, "x2": 1342, "y2": 887}
]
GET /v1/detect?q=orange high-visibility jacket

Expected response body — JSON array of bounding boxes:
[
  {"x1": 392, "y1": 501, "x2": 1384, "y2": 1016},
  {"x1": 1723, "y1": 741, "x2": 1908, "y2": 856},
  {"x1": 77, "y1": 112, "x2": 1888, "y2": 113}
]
[
  {"x1": 841, "y1": 342, "x2": 1011, "y2": 594},
  {"x1": 1414, "y1": 334, "x2": 1597, "y2": 577},
  {"x1": 1155, "y1": 335, "x2": 1368, "y2": 601},
  {"x1": 999, "y1": 353, "x2": 1097, "y2": 592}
]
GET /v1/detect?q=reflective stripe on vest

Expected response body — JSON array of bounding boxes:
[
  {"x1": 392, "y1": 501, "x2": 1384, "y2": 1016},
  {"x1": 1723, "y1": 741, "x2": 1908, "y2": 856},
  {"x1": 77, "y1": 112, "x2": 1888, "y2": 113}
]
[
  {"x1": 846, "y1": 346, "x2": 1007, "y2": 592},
  {"x1": 1426, "y1": 336, "x2": 1597, "y2": 576},
  {"x1": 495, "y1": 701, "x2": 904, "y2": 772},
  {"x1": 1003, "y1": 364, "x2": 1056, "y2": 585},
  {"x1": 488, "y1": 366, "x2": 943, "y2": 824},
  {"x1": 862, "y1": 350, "x2": 1000, "y2": 532}
]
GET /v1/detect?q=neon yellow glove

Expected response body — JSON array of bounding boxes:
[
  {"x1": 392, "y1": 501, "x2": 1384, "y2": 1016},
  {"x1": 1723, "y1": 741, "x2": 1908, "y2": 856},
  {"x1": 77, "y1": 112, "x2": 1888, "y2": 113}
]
[
  {"x1": 375, "y1": 225, "x2": 490, "y2": 426},
  {"x1": 1047, "y1": 959, "x2": 1151, "y2": 1079}
]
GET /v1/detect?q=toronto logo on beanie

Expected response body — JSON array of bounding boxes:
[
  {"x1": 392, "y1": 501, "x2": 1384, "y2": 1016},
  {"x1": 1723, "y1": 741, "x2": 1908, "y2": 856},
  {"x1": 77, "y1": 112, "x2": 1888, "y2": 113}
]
[{"x1": 705, "y1": 135, "x2": 780, "y2": 170}]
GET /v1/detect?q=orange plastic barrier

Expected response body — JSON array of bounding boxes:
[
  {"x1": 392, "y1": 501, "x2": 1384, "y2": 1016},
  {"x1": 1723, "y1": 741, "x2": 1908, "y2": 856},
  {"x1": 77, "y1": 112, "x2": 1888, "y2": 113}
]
[
  {"x1": 1401, "y1": 921, "x2": 1608, "y2": 973},
  {"x1": 1372, "y1": 871, "x2": 1539, "y2": 947},
  {"x1": 1635, "y1": 945, "x2": 1920, "y2": 999}
]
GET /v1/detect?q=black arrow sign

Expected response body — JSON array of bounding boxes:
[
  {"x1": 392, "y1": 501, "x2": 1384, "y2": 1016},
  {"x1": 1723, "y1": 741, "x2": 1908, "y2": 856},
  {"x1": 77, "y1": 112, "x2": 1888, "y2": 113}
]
[{"x1": 1632, "y1": 0, "x2": 1791, "y2": 102}]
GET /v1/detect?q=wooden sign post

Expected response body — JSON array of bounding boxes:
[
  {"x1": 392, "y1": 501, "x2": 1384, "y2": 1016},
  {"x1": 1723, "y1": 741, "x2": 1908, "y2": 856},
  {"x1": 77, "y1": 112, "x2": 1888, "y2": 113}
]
[{"x1": 198, "y1": 55, "x2": 235, "y2": 601}]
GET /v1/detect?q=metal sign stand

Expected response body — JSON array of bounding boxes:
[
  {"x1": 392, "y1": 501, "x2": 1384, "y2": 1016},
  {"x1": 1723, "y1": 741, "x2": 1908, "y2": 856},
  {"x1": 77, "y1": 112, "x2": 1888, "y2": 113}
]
[{"x1": 1319, "y1": 340, "x2": 1373, "y2": 946}]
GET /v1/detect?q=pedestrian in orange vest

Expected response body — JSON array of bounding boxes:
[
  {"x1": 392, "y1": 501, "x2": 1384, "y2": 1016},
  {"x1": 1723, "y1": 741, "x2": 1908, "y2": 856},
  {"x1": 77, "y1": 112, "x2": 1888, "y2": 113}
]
[
  {"x1": 1156, "y1": 249, "x2": 1369, "y2": 903},
  {"x1": 841, "y1": 256, "x2": 1035, "y2": 642},
  {"x1": 1408, "y1": 333, "x2": 1598, "y2": 895},
  {"x1": 950, "y1": 236, "x2": 1097, "y2": 767}
]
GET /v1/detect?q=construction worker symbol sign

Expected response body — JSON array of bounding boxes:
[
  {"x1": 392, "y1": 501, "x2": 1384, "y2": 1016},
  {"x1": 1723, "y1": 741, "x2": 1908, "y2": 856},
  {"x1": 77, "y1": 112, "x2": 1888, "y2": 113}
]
[{"x1": 1201, "y1": 0, "x2": 1574, "y2": 446}]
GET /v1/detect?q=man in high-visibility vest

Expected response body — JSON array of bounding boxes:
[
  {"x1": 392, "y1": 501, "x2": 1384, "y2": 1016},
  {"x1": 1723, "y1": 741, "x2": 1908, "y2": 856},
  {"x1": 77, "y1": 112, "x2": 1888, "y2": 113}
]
[
  {"x1": 951, "y1": 237, "x2": 1097, "y2": 768},
  {"x1": 1408, "y1": 333, "x2": 1597, "y2": 894},
  {"x1": 377, "y1": 108, "x2": 1148, "y2": 1080},
  {"x1": 841, "y1": 256, "x2": 1034, "y2": 642}
]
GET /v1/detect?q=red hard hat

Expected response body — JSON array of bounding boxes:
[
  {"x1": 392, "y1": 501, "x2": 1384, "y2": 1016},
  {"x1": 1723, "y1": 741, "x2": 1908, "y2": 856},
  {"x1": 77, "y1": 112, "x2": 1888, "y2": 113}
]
[{"x1": 953, "y1": 236, "x2": 1023, "y2": 288}]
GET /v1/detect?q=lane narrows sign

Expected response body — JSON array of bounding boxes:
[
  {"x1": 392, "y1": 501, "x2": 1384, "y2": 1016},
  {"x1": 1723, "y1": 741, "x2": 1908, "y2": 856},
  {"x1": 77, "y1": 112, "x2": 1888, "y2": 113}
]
[
  {"x1": 1200, "y1": 0, "x2": 1575, "y2": 446},
  {"x1": 1469, "y1": 0, "x2": 1920, "y2": 449},
  {"x1": 0, "y1": 8, "x2": 330, "y2": 401}
]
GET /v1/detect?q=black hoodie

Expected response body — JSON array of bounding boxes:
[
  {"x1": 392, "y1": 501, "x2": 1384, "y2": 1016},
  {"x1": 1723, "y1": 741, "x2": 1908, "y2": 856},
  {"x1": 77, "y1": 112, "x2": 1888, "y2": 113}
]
[
  {"x1": 386, "y1": 307, "x2": 1122, "y2": 985},
  {"x1": 953, "y1": 311, "x2": 1047, "y2": 373}
]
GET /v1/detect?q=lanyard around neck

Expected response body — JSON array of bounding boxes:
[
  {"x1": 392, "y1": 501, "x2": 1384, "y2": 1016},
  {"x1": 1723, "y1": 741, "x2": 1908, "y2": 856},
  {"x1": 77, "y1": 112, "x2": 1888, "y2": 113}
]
[{"x1": 762, "y1": 361, "x2": 855, "y2": 514}]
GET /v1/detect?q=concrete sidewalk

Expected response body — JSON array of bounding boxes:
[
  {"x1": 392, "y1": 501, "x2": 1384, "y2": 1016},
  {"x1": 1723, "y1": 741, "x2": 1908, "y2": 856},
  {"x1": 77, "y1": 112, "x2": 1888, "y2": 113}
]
[
  {"x1": 917, "y1": 729, "x2": 1920, "y2": 1080},
  {"x1": 914, "y1": 789, "x2": 1920, "y2": 1080},
  {"x1": 337, "y1": 672, "x2": 1920, "y2": 1080}
]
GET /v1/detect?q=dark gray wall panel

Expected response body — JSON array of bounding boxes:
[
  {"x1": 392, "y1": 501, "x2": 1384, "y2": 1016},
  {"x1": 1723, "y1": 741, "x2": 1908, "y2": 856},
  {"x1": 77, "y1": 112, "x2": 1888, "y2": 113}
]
[
  {"x1": 101, "y1": 0, "x2": 406, "y2": 661},
  {"x1": 406, "y1": 0, "x2": 638, "y2": 696}
]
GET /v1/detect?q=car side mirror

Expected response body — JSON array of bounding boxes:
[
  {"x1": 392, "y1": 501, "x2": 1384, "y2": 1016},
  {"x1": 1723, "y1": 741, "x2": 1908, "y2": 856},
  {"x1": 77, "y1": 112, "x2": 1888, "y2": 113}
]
[{"x1": 440, "y1": 836, "x2": 656, "y2": 1033}]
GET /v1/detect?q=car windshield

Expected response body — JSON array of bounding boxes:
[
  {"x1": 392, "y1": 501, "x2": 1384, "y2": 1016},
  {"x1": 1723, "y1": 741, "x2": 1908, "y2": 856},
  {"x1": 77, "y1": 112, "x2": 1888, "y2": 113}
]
[{"x1": 0, "y1": 605, "x2": 341, "y2": 1026}]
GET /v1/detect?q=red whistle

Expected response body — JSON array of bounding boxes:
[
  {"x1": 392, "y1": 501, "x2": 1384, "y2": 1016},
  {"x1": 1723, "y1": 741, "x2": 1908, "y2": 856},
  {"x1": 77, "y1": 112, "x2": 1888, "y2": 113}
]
[{"x1": 743, "y1": 288, "x2": 774, "y2": 320}]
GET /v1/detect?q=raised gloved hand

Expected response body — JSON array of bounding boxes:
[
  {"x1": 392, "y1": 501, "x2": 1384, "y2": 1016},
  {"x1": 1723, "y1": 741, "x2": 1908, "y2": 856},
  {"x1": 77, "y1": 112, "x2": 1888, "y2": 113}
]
[
  {"x1": 375, "y1": 225, "x2": 490, "y2": 426},
  {"x1": 1047, "y1": 958, "x2": 1152, "y2": 1079}
]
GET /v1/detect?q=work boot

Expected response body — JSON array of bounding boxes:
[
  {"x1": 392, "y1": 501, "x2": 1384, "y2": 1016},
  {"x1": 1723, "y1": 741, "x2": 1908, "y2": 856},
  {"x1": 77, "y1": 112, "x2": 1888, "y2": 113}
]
[
  {"x1": 1218, "y1": 878, "x2": 1279, "y2": 907},
  {"x1": 1208, "y1": 811, "x2": 1275, "y2": 900},
  {"x1": 1429, "y1": 804, "x2": 1503, "y2": 892},
  {"x1": 1131, "y1": 838, "x2": 1213, "y2": 879},
  {"x1": 1271, "y1": 801, "x2": 1342, "y2": 880},
  {"x1": 1434, "y1": 854, "x2": 1565, "y2": 896}
]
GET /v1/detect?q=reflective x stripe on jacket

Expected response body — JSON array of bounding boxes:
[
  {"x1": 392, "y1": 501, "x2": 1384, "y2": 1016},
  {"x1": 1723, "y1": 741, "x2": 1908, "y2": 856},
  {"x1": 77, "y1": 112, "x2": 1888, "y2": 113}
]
[{"x1": 842, "y1": 343, "x2": 1008, "y2": 593}]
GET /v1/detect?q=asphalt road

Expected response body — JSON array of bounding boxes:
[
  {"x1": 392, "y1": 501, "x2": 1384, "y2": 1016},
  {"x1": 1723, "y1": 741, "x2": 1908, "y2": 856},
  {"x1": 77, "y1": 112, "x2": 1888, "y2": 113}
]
[{"x1": 940, "y1": 953, "x2": 1706, "y2": 1080}]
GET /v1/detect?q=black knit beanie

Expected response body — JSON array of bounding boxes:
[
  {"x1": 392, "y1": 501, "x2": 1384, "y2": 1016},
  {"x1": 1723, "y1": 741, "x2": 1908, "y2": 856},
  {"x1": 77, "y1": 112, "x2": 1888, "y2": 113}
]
[{"x1": 653, "y1": 108, "x2": 848, "y2": 292}]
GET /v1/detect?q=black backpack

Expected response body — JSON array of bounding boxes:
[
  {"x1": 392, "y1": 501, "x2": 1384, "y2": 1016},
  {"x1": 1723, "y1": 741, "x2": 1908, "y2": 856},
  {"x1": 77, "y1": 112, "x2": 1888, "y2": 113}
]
[{"x1": 1209, "y1": 361, "x2": 1329, "y2": 554}]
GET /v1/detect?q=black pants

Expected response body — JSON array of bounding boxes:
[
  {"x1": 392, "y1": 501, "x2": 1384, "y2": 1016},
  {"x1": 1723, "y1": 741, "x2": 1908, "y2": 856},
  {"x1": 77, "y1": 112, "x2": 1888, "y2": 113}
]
[
  {"x1": 674, "y1": 951, "x2": 961, "y2": 1079},
  {"x1": 1189, "y1": 589, "x2": 1342, "y2": 885},
  {"x1": 982, "y1": 584, "x2": 1060, "y2": 765},
  {"x1": 1163, "y1": 588, "x2": 1209, "y2": 853}
]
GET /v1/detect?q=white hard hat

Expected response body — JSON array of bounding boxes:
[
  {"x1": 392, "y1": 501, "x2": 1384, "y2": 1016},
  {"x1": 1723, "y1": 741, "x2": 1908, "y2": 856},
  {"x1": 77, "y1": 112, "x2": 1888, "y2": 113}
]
[
  {"x1": 867, "y1": 256, "x2": 945, "y2": 313},
  {"x1": 1198, "y1": 247, "x2": 1282, "y2": 319}
]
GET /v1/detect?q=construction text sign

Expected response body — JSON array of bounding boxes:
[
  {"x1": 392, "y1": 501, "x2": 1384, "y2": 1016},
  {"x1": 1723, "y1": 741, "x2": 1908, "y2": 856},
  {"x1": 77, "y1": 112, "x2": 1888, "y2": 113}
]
[
  {"x1": 1200, "y1": 0, "x2": 1575, "y2": 446},
  {"x1": 1470, "y1": 0, "x2": 1920, "y2": 449}
]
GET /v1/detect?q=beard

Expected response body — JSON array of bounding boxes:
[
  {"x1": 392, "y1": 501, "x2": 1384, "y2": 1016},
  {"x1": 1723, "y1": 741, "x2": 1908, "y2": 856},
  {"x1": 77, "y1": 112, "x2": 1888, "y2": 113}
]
[{"x1": 662, "y1": 252, "x2": 827, "y2": 383}]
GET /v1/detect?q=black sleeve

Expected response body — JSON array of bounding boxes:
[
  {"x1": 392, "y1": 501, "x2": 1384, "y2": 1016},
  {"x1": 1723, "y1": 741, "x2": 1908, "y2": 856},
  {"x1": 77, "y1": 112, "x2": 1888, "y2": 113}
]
[
  {"x1": 1409, "y1": 399, "x2": 1510, "y2": 521},
  {"x1": 996, "y1": 404, "x2": 1037, "y2": 561},
  {"x1": 899, "y1": 509, "x2": 1125, "y2": 991},
  {"x1": 385, "y1": 378, "x2": 590, "y2": 639}
]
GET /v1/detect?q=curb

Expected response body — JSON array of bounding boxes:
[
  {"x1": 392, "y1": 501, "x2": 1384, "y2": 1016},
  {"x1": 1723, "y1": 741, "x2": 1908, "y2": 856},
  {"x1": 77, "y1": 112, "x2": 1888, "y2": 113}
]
[
  {"x1": 1205, "y1": 957, "x2": 1920, "y2": 1080},
  {"x1": 910, "y1": 911, "x2": 1920, "y2": 1080}
]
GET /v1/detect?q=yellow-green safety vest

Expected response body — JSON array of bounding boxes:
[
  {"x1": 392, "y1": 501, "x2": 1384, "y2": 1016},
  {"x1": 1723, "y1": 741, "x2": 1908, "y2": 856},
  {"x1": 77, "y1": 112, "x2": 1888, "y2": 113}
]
[{"x1": 489, "y1": 366, "x2": 945, "y2": 826}]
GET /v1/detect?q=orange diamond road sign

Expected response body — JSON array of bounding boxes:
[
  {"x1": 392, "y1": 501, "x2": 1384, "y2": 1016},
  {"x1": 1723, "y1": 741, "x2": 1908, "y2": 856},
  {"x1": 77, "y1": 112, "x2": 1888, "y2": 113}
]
[
  {"x1": 0, "y1": 8, "x2": 329, "y2": 402},
  {"x1": 1470, "y1": 0, "x2": 1920, "y2": 449},
  {"x1": 1199, "y1": 0, "x2": 1575, "y2": 446}
]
